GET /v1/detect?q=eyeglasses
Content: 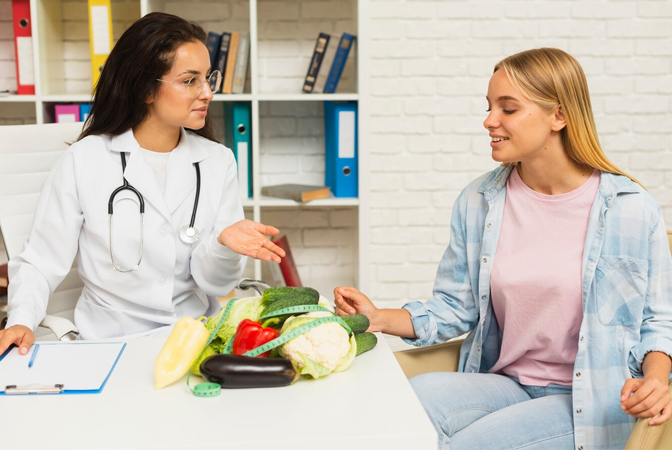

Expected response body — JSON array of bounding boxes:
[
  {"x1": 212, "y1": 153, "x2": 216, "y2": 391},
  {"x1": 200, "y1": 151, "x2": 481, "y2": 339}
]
[{"x1": 157, "y1": 70, "x2": 222, "y2": 98}]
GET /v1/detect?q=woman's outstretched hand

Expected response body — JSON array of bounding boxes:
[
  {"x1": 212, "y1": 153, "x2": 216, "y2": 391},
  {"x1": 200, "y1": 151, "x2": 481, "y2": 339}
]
[
  {"x1": 334, "y1": 286, "x2": 416, "y2": 338},
  {"x1": 217, "y1": 220, "x2": 286, "y2": 263},
  {"x1": 334, "y1": 286, "x2": 380, "y2": 332}
]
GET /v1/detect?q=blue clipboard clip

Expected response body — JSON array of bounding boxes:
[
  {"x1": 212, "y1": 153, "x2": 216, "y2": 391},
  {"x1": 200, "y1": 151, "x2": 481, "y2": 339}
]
[{"x1": 5, "y1": 384, "x2": 64, "y2": 394}]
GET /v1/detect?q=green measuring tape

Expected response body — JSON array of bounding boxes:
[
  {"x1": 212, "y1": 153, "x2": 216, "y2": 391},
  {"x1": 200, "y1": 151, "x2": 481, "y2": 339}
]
[
  {"x1": 187, "y1": 301, "x2": 352, "y2": 397},
  {"x1": 185, "y1": 298, "x2": 236, "y2": 397}
]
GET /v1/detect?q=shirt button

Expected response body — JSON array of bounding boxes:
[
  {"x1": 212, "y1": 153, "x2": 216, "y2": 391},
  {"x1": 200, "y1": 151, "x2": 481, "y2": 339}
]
[
  {"x1": 481, "y1": 295, "x2": 487, "y2": 300},
  {"x1": 575, "y1": 372, "x2": 581, "y2": 377},
  {"x1": 476, "y1": 346, "x2": 481, "y2": 352},
  {"x1": 161, "y1": 228, "x2": 168, "y2": 235},
  {"x1": 608, "y1": 196, "x2": 613, "y2": 202},
  {"x1": 482, "y1": 257, "x2": 488, "y2": 263},
  {"x1": 159, "y1": 277, "x2": 166, "y2": 285},
  {"x1": 578, "y1": 447, "x2": 583, "y2": 450},
  {"x1": 599, "y1": 226, "x2": 604, "y2": 232},
  {"x1": 576, "y1": 409, "x2": 582, "y2": 414},
  {"x1": 470, "y1": 370, "x2": 475, "y2": 373},
  {"x1": 486, "y1": 191, "x2": 492, "y2": 196},
  {"x1": 580, "y1": 336, "x2": 584, "y2": 341},
  {"x1": 487, "y1": 223, "x2": 492, "y2": 228}
]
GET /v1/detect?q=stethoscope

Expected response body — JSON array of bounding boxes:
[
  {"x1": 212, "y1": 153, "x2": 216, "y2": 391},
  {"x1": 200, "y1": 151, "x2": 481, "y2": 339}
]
[{"x1": 108, "y1": 152, "x2": 201, "y2": 272}]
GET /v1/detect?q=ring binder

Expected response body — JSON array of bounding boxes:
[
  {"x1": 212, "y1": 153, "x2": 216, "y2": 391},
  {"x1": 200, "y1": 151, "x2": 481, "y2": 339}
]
[{"x1": 5, "y1": 384, "x2": 64, "y2": 394}]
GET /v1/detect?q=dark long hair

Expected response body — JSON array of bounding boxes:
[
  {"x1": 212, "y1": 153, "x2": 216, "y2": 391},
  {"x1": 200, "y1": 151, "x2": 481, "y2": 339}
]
[{"x1": 78, "y1": 12, "x2": 216, "y2": 142}]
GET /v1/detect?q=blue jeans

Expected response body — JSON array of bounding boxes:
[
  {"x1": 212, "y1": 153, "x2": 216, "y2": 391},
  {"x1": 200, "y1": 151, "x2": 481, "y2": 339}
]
[{"x1": 410, "y1": 372, "x2": 574, "y2": 450}]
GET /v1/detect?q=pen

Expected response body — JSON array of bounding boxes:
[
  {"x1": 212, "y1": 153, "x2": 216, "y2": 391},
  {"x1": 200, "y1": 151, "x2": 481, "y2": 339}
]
[{"x1": 28, "y1": 344, "x2": 40, "y2": 368}]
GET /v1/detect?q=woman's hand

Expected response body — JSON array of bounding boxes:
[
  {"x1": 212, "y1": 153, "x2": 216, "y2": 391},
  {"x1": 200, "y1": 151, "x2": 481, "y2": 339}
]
[
  {"x1": 0, "y1": 325, "x2": 35, "y2": 356},
  {"x1": 334, "y1": 286, "x2": 381, "y2": 332},
  {"x1": 621, "y1": 376, "x2": 672, "y2": 425},
  {"x1": 334, "y1": 286, "x2": 416, "y2": 338},
  {"x1": 217, "y1": 220, "x2": 286, "y2": 263}
]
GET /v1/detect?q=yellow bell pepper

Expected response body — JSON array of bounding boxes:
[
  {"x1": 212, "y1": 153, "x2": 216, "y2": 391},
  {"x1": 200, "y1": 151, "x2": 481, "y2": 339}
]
[{"x1": 154, "y1": 317, "x2": 210, "y2": 389}]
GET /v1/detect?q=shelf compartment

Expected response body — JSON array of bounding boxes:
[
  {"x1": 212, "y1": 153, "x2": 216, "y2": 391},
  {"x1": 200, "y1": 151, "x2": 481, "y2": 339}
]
[{"x1": 256, "y1": 0, "x2": 358, "y2": 95}]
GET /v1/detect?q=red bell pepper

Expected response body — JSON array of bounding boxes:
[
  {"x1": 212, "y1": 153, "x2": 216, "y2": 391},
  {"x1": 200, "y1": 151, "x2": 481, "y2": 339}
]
[{"x1": 232, "y1": 319, "x2": 279, "y2": 358}]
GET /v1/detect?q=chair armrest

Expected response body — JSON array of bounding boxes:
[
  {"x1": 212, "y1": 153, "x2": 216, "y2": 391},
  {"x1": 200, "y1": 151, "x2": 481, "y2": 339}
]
[
  {"x1": 625, "y1": 380, "x2": 672, "y2": 450},
  {"x1": 394, "y1": 339, "x2": 464, "y2": 379},
  {"x1": 38, "y1": 315, "x2": 80, "y2": 341}
]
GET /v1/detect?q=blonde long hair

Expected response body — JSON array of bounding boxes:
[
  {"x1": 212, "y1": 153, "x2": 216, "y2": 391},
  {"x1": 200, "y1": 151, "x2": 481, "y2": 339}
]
[{"x1": 494, "y1": 48, "x2": 642, "y2": 187}]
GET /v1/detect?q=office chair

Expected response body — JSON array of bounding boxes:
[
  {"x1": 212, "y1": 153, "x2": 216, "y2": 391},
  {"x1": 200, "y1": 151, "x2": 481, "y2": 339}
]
[
  {"x1": 0, "y1": 122, "x2": 85, "y2": 340},
  {"x1": 394, "y1": 232, "x2": 672, "y2": 450},
  {"x1": 0, "y1": 123, "x2": 267, "y2": 341}
]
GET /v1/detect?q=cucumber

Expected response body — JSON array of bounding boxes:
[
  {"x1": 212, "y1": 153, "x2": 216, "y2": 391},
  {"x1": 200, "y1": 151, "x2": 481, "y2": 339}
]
[
  {"x1": 261, "y1": 287, "x2": 319, "y2": 306},
  {"x1": 341, "y1": 314, "x2": 370, "y2": 334},
  {"x1": 260, "y1": 288, "x2": 320, "y2": 324},
  {"x1": 355, "y1": 332, "x2": 377, "y2": 356}
]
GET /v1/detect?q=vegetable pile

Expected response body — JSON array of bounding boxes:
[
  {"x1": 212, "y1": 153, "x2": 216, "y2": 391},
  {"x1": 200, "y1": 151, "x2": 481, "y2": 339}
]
[{"x1": 154, "y1": 286, "x2": 378, "y2": 390}]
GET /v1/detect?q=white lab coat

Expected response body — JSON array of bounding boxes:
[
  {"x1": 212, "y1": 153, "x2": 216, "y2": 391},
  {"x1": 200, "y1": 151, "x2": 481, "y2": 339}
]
[{"x1": 6, "y1": 128, "x2": 247, "y2": 339}]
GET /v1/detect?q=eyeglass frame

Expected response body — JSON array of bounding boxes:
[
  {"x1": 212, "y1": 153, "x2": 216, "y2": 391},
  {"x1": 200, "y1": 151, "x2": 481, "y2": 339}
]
[{"x1": 156, "y1": 70, "x2": 222, "y2": 98}]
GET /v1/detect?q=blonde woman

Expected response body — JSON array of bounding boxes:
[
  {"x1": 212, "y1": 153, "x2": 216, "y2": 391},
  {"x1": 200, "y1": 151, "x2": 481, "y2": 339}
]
[{"x1": 335, "y1": 48, "x2": 672, "y2": 449}]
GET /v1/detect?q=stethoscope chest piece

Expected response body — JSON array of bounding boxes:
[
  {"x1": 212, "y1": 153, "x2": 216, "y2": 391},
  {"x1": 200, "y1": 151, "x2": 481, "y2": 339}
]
[{"x1": 179, "y1": 224, "x2": 201, "y2": 244}]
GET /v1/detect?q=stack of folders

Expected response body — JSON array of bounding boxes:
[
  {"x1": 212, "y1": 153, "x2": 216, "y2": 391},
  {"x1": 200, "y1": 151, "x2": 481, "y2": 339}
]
[
  {"x1": 206, "y1": 31, "x2": 250, "y2": 94},
  {"x1": 302, "y1": 32, "x2": 356, "y2": 94},
  {"x1": 54, "y1": 104, "x2": 93, "y2": 123}
]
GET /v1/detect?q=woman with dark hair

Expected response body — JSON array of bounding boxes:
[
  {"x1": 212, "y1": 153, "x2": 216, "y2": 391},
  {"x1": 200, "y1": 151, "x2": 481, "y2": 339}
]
[{"x1": 0, "y1": 13, "x2": 284, "y2": 351}]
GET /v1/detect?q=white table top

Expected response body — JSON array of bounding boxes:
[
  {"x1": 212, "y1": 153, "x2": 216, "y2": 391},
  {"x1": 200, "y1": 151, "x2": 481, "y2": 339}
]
[{"x1": 1, "y1": 335, "x2": 436, "y2": 449}]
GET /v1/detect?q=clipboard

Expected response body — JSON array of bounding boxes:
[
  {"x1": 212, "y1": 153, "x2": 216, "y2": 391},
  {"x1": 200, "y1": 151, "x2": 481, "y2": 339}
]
[{"x1": 0, "y1": 342, "x2": 126, "y2": 395}]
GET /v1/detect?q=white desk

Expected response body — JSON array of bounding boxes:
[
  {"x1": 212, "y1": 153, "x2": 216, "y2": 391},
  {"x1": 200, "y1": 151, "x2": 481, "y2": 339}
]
[{"x1": 1, "y1": 335, "x2": 437, "y2": 449}]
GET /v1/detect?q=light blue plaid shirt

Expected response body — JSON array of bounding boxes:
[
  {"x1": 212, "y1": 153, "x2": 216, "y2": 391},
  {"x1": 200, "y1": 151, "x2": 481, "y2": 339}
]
[{"x1": 403, "y1": 165, "x2": 672, "y2": 450}]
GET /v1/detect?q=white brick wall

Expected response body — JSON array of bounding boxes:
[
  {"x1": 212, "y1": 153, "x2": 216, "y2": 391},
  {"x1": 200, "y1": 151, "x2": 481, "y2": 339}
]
[{"x1": 369, "y1": 0, "x2": 672, "y2": 323}]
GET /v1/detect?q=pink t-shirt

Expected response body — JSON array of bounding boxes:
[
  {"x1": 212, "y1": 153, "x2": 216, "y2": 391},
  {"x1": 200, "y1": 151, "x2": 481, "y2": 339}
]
[{"x1": 489, "y1": 167, "x2": 600, "y2": 386}]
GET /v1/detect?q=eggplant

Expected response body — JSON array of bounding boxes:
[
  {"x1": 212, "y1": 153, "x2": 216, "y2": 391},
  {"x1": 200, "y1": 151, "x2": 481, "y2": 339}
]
[{"x1": 199, "y1": 354, "x2": 299, "y2": 389}]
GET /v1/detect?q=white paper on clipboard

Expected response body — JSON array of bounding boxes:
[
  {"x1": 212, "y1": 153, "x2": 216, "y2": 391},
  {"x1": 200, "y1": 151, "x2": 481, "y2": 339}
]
[{"x1": 0, "y1": 342, "x2": 125, "y2": 394}]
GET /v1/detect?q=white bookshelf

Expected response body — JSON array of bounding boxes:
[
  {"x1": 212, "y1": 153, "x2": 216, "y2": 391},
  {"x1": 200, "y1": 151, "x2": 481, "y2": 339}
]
[{"x1": 0, "y1": 0, "x2": 370, "y2": 296}]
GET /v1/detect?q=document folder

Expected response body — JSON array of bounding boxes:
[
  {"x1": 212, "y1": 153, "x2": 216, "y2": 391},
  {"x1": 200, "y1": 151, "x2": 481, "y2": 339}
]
[
  {"x1": 12, "y1": 0, "x2": 35, "y2": 95},
  {"x1": 88, "y1": 0, "x2": 114, "y2": 88},
  {"x1": 0, "y1": 342, "x2": 126, "y2": 395},
  {"x1": 224, "y1": 102, "x2": 252, "y2": 198},
  {"x1": 324, "y1": 101, "x2": 358, "y2": 197}
]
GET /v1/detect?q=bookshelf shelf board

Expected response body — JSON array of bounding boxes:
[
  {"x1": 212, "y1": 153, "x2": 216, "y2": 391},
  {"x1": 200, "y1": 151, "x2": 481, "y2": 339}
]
[
  {"x1": 257, "y1": 94, "x2": 359, "y2": 102},
  {"x1": 39, "y1": 95, "x2": 93, "y2": 102},
  {"x1": 0, "y1": 95, "x2": 38, "y2": 102},
  {"x1": 212, "y1": 94, "x2": 254, "y2": 102},
  {"x1": 257, "y1": 197, "x2": 359, "y2": 207}
]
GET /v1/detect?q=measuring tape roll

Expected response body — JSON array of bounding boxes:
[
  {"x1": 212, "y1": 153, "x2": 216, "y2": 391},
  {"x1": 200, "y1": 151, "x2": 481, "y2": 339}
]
[{"x1": 187, "y1": 299, "x2": 351, "y2": 396}]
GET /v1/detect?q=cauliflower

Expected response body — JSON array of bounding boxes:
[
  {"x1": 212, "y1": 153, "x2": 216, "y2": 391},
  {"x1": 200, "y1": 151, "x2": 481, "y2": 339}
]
[{"x1": 278, "y1": 312, "x2": 356, "y2": 379}]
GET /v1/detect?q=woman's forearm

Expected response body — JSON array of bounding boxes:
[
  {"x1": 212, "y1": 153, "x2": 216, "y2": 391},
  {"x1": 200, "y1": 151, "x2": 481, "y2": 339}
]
[
  {"x1": 376, "y1": 308, "x2": 417, "y2": 339},
  {"x1": 642, "y1": 351, "x2": 672, "y2": 383}
]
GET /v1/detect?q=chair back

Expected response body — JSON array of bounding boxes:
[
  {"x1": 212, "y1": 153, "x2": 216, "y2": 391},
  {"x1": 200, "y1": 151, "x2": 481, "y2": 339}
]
[{"x1": 0, "y1": 123, "x2": 85, "y2": 327}]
